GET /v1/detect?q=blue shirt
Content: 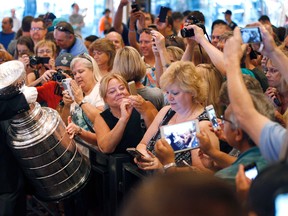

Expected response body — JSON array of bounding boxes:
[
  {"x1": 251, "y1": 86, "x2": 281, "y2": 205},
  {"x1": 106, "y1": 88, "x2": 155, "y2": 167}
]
[
  {"x1": 215, "y1": 147, "x2": 268, "y2": 185},
  {"x1": 0, "y1": 32, "x2": 15, "y2": 50},
  {"x1": 59, "y1": 37, "x2": 88, "y2": 57},
  {"x1": 259, "y1": 121, "x2": 287, "y2": 162}
]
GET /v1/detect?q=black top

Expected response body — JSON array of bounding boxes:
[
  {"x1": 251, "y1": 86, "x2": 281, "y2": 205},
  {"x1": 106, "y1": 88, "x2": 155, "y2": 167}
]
[{"x1": 100, "y1": 108, "x2": 146, "y2": 154}]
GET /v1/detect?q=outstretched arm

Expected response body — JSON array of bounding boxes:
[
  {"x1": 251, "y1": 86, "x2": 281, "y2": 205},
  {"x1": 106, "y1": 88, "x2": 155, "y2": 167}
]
[
  {"x1": 113, "y1": 0, "x2": 129, "y2": 34},
  {"x1": 224, "y1": 27, "x2": 269, "y2": 145}
]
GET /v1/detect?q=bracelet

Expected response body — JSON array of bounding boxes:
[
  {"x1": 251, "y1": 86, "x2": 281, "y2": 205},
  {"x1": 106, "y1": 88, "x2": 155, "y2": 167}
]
[
  {"x1": 163, "y1": 162, "x2": 176, "y2": 172},
  {"x1": 129, "y1": 28, "x2": 136, "y2": 32}
]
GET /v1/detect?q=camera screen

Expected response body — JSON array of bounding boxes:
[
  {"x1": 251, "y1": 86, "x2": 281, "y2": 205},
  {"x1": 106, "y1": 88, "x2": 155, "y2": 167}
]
[
  {"x1": 275, "y1": 193, "x2": 288, "y2": 216},
  {"x1": 245, "y1": 166, "x2": 258, "y2": 180},
  {"x1": 160, "y1": 120, "x2": 200, "y2": 153},
  {"x1": 206, "y1": 107, "x2": 219, "y2": 129},
  {"x1": 241, "y1": 27, "x2": 262, "y2": 44}
]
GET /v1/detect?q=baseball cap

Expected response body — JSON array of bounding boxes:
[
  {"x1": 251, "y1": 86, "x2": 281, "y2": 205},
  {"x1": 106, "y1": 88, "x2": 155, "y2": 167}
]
[
  {"x1": 223, "y1": 10, "x2": 232, "y2": 15},
  {"x1": 55, "y1": 53, "x2": 73, "y2": 67}
]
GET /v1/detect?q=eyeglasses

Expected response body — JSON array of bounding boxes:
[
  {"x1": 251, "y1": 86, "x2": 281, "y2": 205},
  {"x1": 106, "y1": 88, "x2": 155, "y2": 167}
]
[
  {"x1": 37, "y1": 49, "x2": 53, "y2": 54},
  {"x1": 92, "y1": 50, "x2": 104, "y2": 56},
  {"x1": 31, "y1": 27, "x2": 45, "y2": 31},
  {"x1": 264, "y1": 67, "x2": 279, "y2": 74},
  {"x1": 78, "y1": 53, "x2": 92, "y2": 63},
  {"x1": 220, "y1": 115, "x2": 233, "y2": 125},
  {"x1": 54, "y1": 25, "x2": 74, "y2": 34}
]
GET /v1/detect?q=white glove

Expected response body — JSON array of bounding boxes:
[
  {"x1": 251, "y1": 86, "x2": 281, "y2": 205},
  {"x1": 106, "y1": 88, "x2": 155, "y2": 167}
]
[{"x1": 21, "y1": 85, "x2": 38, "y2": 104}]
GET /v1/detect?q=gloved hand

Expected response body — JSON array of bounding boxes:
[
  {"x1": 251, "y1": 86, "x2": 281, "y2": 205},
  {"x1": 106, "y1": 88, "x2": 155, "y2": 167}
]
[{"x1": 21, "y1": 85, "x2": 38, "y2": 104}]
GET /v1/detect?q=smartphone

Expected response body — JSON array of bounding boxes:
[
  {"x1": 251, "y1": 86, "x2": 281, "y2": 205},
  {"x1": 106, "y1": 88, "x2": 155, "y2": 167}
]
[
  {"x1": 62, "y1": 78, "x2": 74, "y2": 100},
  {"x1": 275, "y1": 188, "x2": 288, "y2": 216},
  {"x1": 131, "y1": 2, "x2": 140, "y2": 12},
  {"x1": 128, "y1": 81, "x2": 137, "y2": 95},
  {"x1": 158, "y1": 6, "x2": 169, "y2": 23},
  {"x1": 126, "y1": 147, "x2": 144, "y2": 159},
  {"x1": 244, "y1": 162, "x2": 258, "y2": 180},
  {"x1": 240, "y1": 27, "x2": 262, "y2": 44},
  {"x1": 160, "y1": 120, "x2": 200, "y2": 153},
  {"x1": 205, "y1": 105, "x2": 220, "y2": 131}
]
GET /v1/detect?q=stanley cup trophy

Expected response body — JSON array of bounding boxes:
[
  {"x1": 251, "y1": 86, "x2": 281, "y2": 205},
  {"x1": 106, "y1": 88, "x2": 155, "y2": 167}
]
[{"x1": 0, "y1": 60, "x2": 91, "y2": 201}]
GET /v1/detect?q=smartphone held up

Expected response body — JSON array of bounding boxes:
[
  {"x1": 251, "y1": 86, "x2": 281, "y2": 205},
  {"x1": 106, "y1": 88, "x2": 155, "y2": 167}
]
[
  {"x1": 205, "y1": 104, "x2": 220, "y2": 131},
  {"x1": 158, "y1": 6, "x2": 169, "y2": 23},
  {"x1": 240, "y1": 27, "x2": 262, "y2": 44}
]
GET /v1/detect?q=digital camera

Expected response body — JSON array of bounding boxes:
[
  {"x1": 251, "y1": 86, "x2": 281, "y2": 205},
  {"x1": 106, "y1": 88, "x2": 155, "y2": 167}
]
[
  {"x1": 29, "y1": 56, "x2": 50, "y2": 66},
  {"x1": 52, "y1": 69, "x2": 66, "y2": 82},
  {"x1": 180, "y1": 16, "x2": 206, "y2": 38}
]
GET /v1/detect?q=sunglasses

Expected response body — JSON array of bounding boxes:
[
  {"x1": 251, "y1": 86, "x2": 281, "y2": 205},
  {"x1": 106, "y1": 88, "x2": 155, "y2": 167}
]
[
  {"x1": 78, "y1": 53, "x2": 92, "y2": 63},
  {"x1": 54, "y1": 25, "x2": 74, "y2": 34}
]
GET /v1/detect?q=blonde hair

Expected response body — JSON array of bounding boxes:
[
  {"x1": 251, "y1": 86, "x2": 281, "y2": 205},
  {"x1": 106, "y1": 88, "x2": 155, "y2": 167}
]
[
  {"x1": 99, "y1": 73, "x2": 128, "y2": 99},
  {"x1": 160, "y1": 61, "x2": 207, "y2": 104},
  {"x1": 112, "y1": 46, "x2": 146, "y2": 82},
  {"x1": 70, "y1": 53, "x2": 102, "y2": 82},
  {"x1": 196, "y1": 64, "x2": 224, "y2": 116},
  {"x1": 166, "y1": 46, "x2": 184, "y2": 62},
  {"x1": 34, "y1": 40, "x2": 57, "y2": 58}
]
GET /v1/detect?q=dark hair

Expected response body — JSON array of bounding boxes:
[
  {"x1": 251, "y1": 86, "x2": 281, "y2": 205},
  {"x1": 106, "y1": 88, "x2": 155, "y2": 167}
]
[
  {"x1": 171, "y1": 12, "x2": 184, "y2": 21},
  {"x1": 21, "y1": 16, "x2": 33, "y2": 32},
  {"x1": 258, "y1": 15, "x2": 270, "y2": 22},
  {"x1": 277, "y1": 27, "x2": 286, "y2": 42},
  {"x1": 85, "y1": 35, "x2": 99, "y2": 43},
  {"x1": 189, "y1": 10, "x2": 205, "y2": 23},
  {"x1": 120, "y1": 172, "x2": 243, "y2": 216},
  {"x1": 71, "y1": 3, "x2": 76, "y2": 8},
  {"x1": 248, "y1": 162, "x2": 288, "y2": 216},
  {"x1": 183, "y1": 10, "x2": 192, "y2": 17},
  {"x1": 8, "y1": 17, "x2": 13, "y2": 27},
  {"x1": 16, "y1": 36, "x2": 34, "y2": 55},
  {"x1": 32, "y1": 17, "x2": 47, "y2": 29},
  {"x1": 167, "y1": 16, "x2": 174, "y2": 28},
  {"x1": 211, "y1": 19, "x2": 228, "y2": 33},
  {"x1": 144, "y1": 12, "x2": 155, "y2": 24}
]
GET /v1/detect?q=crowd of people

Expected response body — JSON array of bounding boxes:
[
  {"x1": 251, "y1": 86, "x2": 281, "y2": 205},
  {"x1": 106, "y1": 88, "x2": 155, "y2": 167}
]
[{"x1": 1, "y1": 0, "x2": 288, "y2": 215}]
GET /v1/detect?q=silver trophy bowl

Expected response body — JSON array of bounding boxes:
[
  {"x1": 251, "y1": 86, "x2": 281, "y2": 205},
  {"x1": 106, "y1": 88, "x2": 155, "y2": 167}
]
[{"x1": 0, "y1": 60, "x2": 91, "y2": 201}]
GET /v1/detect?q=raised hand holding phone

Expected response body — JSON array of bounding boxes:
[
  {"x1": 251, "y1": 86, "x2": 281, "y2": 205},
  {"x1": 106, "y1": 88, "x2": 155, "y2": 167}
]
[
  {"x1": 205, "y1": 104, "x2": 220, "y2": 131},
  {"x1": 62, "y1": 78, "x2": 75, "y2": 100},
  {"x1": 158, "y1": 6, "x2": 169, "y2": 23}
]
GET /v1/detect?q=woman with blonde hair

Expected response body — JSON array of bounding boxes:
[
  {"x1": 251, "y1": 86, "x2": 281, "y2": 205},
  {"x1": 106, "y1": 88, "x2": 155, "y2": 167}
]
[
  {"x1": 93, "y1": 73, "x2": 157, "y2": 154},
  {"x1": 112, "y1": 46, "x2": 165, "y2": 110},
  {"x1": 61, "y1": 53, "x2": 104, "y2": 156},
  {"x1": 135, "y1": 61, "x2": 219, "y2": 171},
  {"x1": 26, "y1": 39, "x2": 57, "y2": 86}
]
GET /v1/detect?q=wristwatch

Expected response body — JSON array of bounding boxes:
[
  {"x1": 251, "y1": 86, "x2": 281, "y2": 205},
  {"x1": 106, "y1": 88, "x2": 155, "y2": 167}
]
[
  {"x1": 79, "y1": 99, "x2": 87, "y2": 107},
  {"x1": 163, "y1": 162, "x2": 177, "y2": 173}
]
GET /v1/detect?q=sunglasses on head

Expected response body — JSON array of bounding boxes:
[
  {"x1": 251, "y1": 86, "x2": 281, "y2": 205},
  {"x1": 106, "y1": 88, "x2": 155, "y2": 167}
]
[
  {"x1": 54, "y1": 25, "x2": 74, "y2": 34},
  {"x1": 78, "y1": 53, "x2": 92, "y2": 63}
]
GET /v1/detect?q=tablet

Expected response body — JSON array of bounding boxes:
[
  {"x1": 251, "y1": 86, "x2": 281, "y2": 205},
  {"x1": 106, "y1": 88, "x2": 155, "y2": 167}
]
[{"x1": 160, "y1": 120, "x2": 200, "y2": 153}]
